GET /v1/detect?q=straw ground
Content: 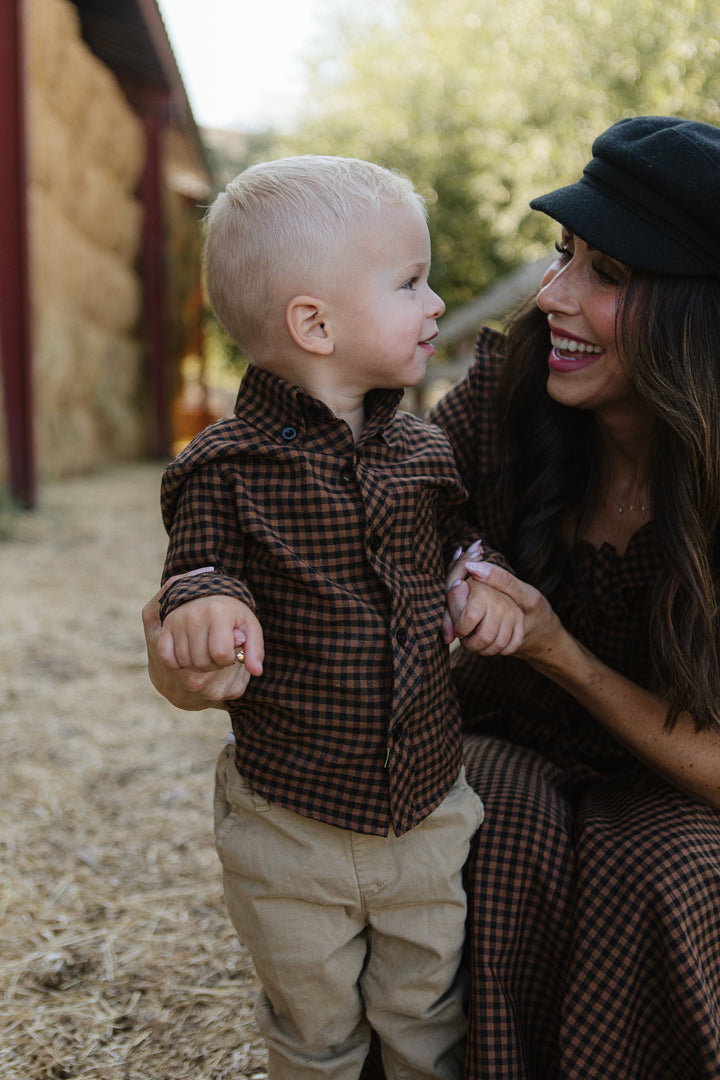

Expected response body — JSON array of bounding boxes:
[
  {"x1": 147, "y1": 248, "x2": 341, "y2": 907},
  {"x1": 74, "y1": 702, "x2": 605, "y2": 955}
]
[{"x1": 0, "y1": 464, "x2": 266, "y2": 1079}]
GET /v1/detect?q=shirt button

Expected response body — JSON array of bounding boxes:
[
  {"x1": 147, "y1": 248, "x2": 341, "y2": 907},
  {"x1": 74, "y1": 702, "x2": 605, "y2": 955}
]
[
  {"x1": 396, "y1": 628, "x2": 408, "y2": 646},
  {"x1": 368, "y1": 534, "x2": 381, "y2": 552},
  {"x1": 282, "y1": 426, "x2": 297, "y2": 441},
  {"x1": 340, "y1": 468, "x2": 353, "y2": 483}
]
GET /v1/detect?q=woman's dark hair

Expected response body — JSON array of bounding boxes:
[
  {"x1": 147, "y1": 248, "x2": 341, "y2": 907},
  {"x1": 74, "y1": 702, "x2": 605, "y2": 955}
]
[{"x1": 497, "y1": 273, "x2": 720, "y2": 732}]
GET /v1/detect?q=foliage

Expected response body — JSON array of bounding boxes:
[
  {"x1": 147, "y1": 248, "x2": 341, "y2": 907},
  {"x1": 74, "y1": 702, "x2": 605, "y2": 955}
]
[
  {"x1": 273, "y1": 0, "x2": 720, "y2": 311},
  {"x1": 203, "y1": 127, "x2": 280, "y2": 192}
]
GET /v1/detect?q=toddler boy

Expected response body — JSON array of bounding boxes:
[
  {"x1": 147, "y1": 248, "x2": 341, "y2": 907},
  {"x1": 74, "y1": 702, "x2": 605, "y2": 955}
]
[{"x1": 158, "y1": 155, "x2": 507, "y2": 1079}]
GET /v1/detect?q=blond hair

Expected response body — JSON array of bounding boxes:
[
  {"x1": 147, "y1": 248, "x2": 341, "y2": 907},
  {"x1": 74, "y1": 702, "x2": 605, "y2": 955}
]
[{"x1": 203, "y1": 155, "x2": 426, "y2": 357}]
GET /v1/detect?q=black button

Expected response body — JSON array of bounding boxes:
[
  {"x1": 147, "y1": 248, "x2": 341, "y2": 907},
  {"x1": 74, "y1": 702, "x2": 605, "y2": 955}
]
[
  {"x1": 340, "y1": 468, "x2": 353, "y2": 483},
  {"x1": 396, "y1": 628, "x2": 408, "y2": 646},
  {"x1": 368, "y1": 534, "x2": 381, "y2": 552},
  {"x1": 282, "y1": 426, "x2": 297, "y2": 441}
]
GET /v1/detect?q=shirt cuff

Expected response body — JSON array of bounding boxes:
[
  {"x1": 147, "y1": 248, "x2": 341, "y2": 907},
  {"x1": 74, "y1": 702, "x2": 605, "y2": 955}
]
[{"x1": 159, "y1": 573, "x2": 255, "y2": 622}]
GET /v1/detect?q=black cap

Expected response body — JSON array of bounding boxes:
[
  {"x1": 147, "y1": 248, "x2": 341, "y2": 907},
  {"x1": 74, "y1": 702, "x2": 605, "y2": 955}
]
[{"x1": 530, "y1": 116, "x2": 720, "y2": 276}]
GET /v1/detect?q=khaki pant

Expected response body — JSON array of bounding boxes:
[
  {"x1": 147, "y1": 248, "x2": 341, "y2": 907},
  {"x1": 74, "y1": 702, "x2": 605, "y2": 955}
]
[{"x1": 214, "y1": 744, "x2": 484, "y2": 1080}]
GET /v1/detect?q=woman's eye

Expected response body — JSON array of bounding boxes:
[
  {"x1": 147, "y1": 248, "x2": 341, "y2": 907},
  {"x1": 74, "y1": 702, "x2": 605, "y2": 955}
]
[
  {"x1": 593, "y1": 262, "x2": 625, "y2": 287},
  {"x1": 554, "y1": 241, "x2": 572, "y2": 261},
  {"x1": 402, "y1": 277, "x2": 418, "y2": 290}
]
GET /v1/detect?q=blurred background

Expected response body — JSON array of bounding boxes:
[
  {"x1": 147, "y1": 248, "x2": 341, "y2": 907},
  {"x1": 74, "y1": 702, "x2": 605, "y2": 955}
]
[{"x1": 1, "y1": 0, "x2": 719, "y2": 511}]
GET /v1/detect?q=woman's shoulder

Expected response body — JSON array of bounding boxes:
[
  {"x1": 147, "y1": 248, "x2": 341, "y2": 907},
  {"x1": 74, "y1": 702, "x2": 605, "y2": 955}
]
[
  {"x1": 475, "y1": 325, "x2": 506, "y2": 365},
  {"x1": 430, "y1": 326, "x2": 505, "y2": 429},
  {"x1": 464, "y1": 326, "x2": 507, "y2": 416}
]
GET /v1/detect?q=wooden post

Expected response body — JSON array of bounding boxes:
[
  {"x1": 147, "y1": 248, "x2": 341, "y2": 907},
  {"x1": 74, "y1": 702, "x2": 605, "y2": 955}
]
[
  {"x1": 140, "y1": 103, "x2": 169, "y2": 458},
  {"x1": 0, "y1": 0, "x2": 35, "y2": 507}
]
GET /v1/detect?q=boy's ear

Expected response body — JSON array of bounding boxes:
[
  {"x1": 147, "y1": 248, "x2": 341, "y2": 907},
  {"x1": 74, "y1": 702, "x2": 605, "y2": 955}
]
[{"x1": 285, "y1": 296, "x2": 334, "y2": 355}]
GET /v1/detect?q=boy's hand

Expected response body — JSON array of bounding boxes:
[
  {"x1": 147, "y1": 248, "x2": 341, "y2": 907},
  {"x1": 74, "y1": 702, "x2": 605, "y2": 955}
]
[
  {"x1": 442, "y1": 558, "x2": 524, "y2": 655},
  {"x1": 158, "y1": 595, "x2": 264, "y2": 677},
  {"x1": 143, "y1": 591, "x2": 257, "y2": 708},
  {"x1": 450, "y1": 560, "x2": 563, "y2": 665}
]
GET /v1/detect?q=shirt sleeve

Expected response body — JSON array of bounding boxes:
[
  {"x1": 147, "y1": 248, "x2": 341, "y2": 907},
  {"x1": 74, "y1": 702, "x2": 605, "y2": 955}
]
[
  {"x1": 429, "y1": 327, "x2": 514, "y2": 572},
  {"x1": 159, "y1": 461, "x2": 255, "y2": 622}
]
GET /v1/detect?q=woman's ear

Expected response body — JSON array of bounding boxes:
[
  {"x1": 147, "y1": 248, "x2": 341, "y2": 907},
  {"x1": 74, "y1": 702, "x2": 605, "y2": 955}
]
[{"x1": 286, "y1": 296, "x2": 334, "y2": 355}]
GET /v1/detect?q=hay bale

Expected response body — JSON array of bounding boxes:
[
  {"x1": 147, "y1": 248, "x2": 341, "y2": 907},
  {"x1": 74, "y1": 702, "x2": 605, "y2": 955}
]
[
  {"x1": 26, "y1": 0, "x2": 145, "y2": 195},
  {"x1": 29, "y1": 197, "x2": 141, "y2": 338},
  {"x1": 33, "y1": 402, "x2": 103, "y2": 476},
  {"x1": 78, "y1": 164, "x2": 143, "y2": 262},
  {"x1": 20, "y1": 0, "x2": 163, "y2": 483},
  {"x1": 75, "y1": 237, "x2": 142, "y2": 334},
  {"x1": 23, "y1": 0, "x2": 80, "y2": 96},
  {"x1": 25, "y1": 94, "x2": 84, "y2": 227},
  {"x1": 31, "y1": 306, "x2": 148, "y2": 473},
  {"x1": 96, "y1": 395, "x2": 149, "y2": 461},
  {"x1": 31, "y1": 302, "x2": 78, "y2": 407},
  {"x1": 51, "y1": 34, "x2": 109, "y2": 131},
  {"x1": 26, "y1": 187, "x2": 74, "y2": 310},
  {"x1": 80, "y1": 75, "x2": 146, "y2": 190},
  {"x1": 25, "y1": 93, "x2": 66, "y2": 192},
  {"x1": 88, "y1": 327, "x2": 144, "y2": 402}
]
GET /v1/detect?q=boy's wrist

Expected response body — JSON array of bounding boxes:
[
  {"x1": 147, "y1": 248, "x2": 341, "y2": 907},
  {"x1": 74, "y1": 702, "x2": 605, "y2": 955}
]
[{"x1": 159, "y1": 572, "x2": 255, "y2": 623}]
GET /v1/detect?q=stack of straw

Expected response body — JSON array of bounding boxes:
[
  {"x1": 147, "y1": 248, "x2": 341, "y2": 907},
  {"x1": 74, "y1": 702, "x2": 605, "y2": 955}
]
[{"x1": 22, "y1": 0, "x2": 147, "y2": 478}]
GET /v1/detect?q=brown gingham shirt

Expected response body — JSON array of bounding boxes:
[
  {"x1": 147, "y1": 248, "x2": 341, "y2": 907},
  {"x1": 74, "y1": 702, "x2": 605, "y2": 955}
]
[{"x1": 160, "y1": 364, "x2": 483, "y2": 836}]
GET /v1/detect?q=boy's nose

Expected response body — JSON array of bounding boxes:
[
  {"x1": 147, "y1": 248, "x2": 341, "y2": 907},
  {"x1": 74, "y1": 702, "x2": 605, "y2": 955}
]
[{"x1": 427, "y1": 287, "x2": 445, "y2": 318}]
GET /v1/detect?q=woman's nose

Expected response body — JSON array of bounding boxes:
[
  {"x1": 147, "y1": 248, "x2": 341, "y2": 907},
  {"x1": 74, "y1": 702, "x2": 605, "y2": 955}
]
[{"x1": 536, "y1": 262, "x2": 577, "y2": 315}]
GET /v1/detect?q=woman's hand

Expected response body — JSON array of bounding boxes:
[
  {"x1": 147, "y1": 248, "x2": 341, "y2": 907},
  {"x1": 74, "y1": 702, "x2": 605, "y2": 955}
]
[
  {"x1": 443, "y1": 574, "x2": 525, "y2": 655},
  {"x1": 142, "y1": 589, "x2": 261, "y2": 710},
  {"x1": 448, "y1": 563, "x2": 720, "y2": 809},
  {"x1": 447, "y1": 560, "x2": 564, "y2": 666},
  {"x1": 442, "y1": 549, "x2": 552, "y2": 657}
]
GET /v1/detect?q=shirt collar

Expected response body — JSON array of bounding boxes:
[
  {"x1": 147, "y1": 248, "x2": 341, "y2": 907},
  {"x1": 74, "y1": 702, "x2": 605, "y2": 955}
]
[{"x1": 234, "y1": 364, "x2": 406, "y2": 445}]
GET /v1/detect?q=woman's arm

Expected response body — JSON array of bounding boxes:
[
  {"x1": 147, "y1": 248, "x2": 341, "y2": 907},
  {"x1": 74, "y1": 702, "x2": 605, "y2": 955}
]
[{"x1": 448, "y1": 563, "x2": 720, "y2": 811}]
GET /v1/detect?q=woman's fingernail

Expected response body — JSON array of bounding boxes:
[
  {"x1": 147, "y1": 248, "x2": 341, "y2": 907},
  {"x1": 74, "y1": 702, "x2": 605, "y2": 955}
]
[
  {"x1": 452, "y1": 545, "x2": 464, "y2": 562},
  {"x1": 465, "y1": 560, "x2": 491, "y2": 579},
  {"x1": 448, "y1": 578, "x2": 464, "y2": 589},
  {"x1": 467, "y1": 539, "x2": 484, "y2": 556}
]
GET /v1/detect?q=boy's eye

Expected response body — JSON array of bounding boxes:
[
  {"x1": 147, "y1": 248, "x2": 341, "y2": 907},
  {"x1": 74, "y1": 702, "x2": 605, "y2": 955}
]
[{"x1": 402, "y1": 277, "x2": 419, "y2": 290}]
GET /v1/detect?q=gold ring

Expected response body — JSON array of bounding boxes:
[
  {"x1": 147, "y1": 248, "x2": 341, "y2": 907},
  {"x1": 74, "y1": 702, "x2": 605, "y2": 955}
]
[{"x1": 234, "y1": 648, "x2": 245, "y2": 664}]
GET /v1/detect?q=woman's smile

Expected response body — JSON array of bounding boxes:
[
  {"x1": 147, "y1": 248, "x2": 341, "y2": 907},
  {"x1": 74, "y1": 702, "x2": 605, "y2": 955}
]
[
  {"x1": 538, "y1": 231, "x2": 638, "y2": 413},
  {"x1": 549, "y1": 329, "x2": 603, "y2": 372}
]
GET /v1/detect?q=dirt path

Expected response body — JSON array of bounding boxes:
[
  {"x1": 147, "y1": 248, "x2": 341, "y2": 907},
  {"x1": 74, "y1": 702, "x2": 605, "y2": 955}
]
[{"x1": 0, "y1": 464, "x2": 266, "y2": 1079}]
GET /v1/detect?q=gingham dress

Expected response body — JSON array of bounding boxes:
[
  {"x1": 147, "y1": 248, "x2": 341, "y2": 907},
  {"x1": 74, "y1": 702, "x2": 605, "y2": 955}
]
[{"x1": 361, "y1": 327, "x2": 720, "y2": 1079}]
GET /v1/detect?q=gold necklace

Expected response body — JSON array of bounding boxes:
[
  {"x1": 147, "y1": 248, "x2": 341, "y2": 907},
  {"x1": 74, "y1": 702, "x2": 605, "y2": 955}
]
[{"x1": 605, "y1": 495, "x2": 650, "y2": 514}]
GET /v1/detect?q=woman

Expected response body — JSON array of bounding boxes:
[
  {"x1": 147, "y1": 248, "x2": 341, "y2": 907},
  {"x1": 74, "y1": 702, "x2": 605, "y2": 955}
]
[
  {"x1": 435, "y1": 114, "x2": 720, "y2": 1079},
  {"x1": 144, "y1": 116, "x2": 720, "y2": 1079}
]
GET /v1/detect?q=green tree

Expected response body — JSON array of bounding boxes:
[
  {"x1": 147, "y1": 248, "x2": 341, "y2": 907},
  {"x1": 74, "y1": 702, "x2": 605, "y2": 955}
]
[{"x1": 278, "y1": 0, "x2": 720, "y2": 310}]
